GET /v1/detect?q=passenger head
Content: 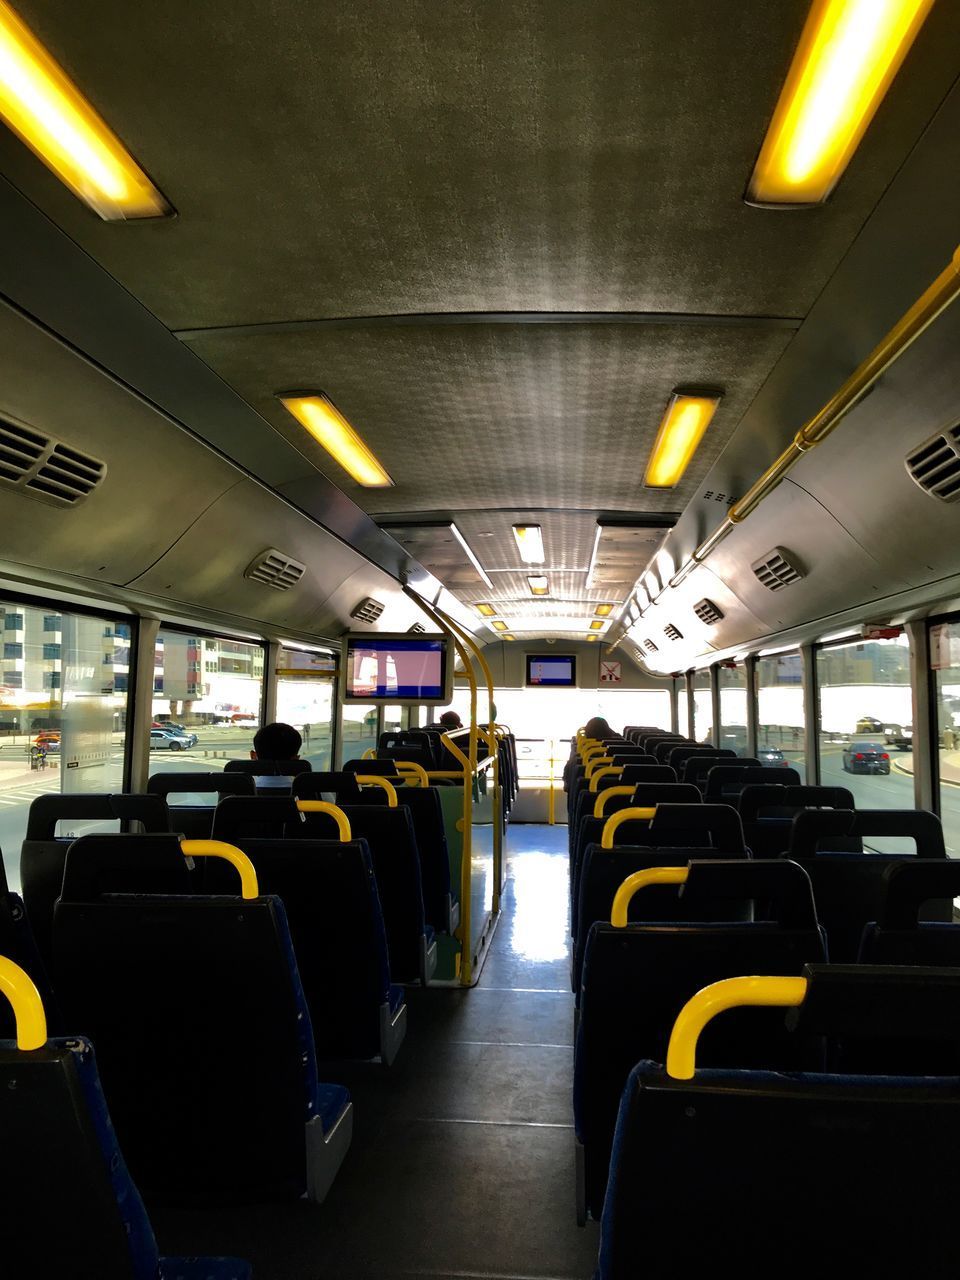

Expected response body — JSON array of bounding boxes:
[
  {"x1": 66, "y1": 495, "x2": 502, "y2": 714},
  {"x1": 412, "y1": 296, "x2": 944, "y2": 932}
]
[
  {"x1": 251, "y1": 721, "x2": 302, "y2": 760},
  {"x1": 584, "y1": 715, "x2": 612, "y2": 741},
  {"x1": 439, "y1": 710, "x2": 463, "y2": 730}
]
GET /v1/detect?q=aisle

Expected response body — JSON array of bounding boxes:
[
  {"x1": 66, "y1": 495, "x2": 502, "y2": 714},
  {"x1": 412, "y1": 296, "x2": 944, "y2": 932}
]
[{"x1": 153, "y1": 824, "x2": 599, "y2": 1279}]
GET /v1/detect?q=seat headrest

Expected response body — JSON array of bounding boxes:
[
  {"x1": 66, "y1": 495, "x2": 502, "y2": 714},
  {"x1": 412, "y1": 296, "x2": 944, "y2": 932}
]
[
  {"x1": 787, "y1": 963, "x2": 960, "y2": 1041},
  {"x1": 620, "y1": 764, "x2": 677, "y2": 784},
  {"x1": 668, "y1": 745, "x2": 736, "y2": 769},
  {"x1": 705, "y1": 764, "x2": 801, "y2": 798},
  {"x1": 293, "y1": 772, "x2": 362, "y2": 799},
  {"x1": 631, "y1": 782, "x2": 702, "y2": 806},
  {"x1": 649, "y1": 803, "x2": 745, "y2": 852},
  {"x1": 342, "y1": 759, "x2": 400, "y2": 776},
  {"x1": 684, "y1": 756, "x2": 759, "y2": 785},
  {"x1": 680, "y1": 858, "x2": 818, "y2": 929},
  {"x1": 789, "y1": 808, "x2": 946, "y2": 859},
  {"x1": 148, "y1": 771, "x2": 256, "y2": 799},
  {"x1": 60, "y1": 833, "x2": 191, "y2": 901},
  {"x1": 25, "y1": 794, "x2": 169, "y2": 842},
  {"x1": 223, "y1": 758, "x2": 312, "y2": 776},
  {"x1": 737, "y1": 783, "x2": 854, "y2": 821},
  {"x1": 211, "y1": 794, "x2": 301, "y2": 841},
  {"x1": 878, "y1": 859, "x2": 960, "y2": 928}
]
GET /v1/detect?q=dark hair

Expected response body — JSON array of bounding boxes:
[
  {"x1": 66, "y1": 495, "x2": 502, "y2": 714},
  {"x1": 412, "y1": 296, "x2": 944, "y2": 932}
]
[
  {"x1": 253, "y1": 722, "x2": 302, "y2": 760},
  {"x1": 584, "y1": 716, "x2": 612, "y2": 740},
  {"x1": 439, "y1": 710, "x2": 462, "y2": 729}
]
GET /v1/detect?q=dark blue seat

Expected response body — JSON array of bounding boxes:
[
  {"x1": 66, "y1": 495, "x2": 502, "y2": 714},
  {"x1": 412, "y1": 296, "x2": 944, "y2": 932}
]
[
  {"x1": 683, "y1": 755, "x2": 759, "y2": 789},
  {"x1": 738, "y1": 783, "x2": 854, "y2": 857},
  {"x1": 705, "y1": 763, "x2": 801, "y2": 801},
  {"x1": 0, "y1": 955, "x2": 251, "y2": 1277},
  {"x1": 598, "y1": 965, "x2": 960, "y2": 1277},
  {"x1": 52, "y1": 834, "x2": 352, "y2": 1204},
  {"x1": 576, "y1": 858, "x2": 826, "y2": 1219},
  {"x1": 667, "y1": 745, "x2": 736, "y2": 772},
  {"x1": 148, "y1": 771, "x2": 256, "y2": 840}
]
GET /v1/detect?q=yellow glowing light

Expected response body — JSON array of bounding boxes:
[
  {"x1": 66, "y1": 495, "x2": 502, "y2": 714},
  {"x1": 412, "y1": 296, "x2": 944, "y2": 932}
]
[
  {"x1": 0, "y1": 0, "x2": 170, "y2": 219},
  {"x1": 279, "y1": 393, "x2": 393, "y2": 487},
  {"x1": 749, "y1": 0, "x2": 934, "y2": 205},
  {"x1": 491, "y1": 620, "x2": 509, "y2": 632},
  {"x1": 644, "y1": 392, "x2": 722, "y2": 489},
  {"x1": 594, "y1": 604, "x2": 614, "y2": 617},
  {"x1": 476, "y1": 603, "x2": 496, "y2": 617},
  {"x1": 589, "y1": 620, "x2": 604, "y2": 631},
  {"x1": 512, "y1": 525, "x2": 545, "y2": 565},
  {"x1": 587, "y1": 634, "x2": 599, "y2": 642},
  {"x1": 528, "y1": 576, "x2": 549, "y2": 596},
  {"x1": 502, "y1": 634, "x2": 515, "y2": 641}
]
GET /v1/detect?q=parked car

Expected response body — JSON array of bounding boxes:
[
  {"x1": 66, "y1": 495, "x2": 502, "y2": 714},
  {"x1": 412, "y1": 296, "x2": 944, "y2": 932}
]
[
  {"x1": 149, "y1": 729, "x2": 198, "y2": 751},
  {"x1": 757, "y1": 746, "x2": 790, "y2": 766},
  {"x1": 841, "y1": 742, "x2": 891, "y2": 774},
  {"x1": 855, "y1": 716, "x2": 884, "y2": 734},
  {"x1": 882, "y1": 723, "x2": 913, "y2": 750},
  {"x1": 33, "y1": 732, "x2": 60, "y2": 754}
]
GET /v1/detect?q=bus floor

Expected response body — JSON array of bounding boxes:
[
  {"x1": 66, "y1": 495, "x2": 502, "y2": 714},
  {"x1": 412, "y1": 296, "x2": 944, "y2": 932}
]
[{"x1": 152, "y1": 823, "x2": 600, "y2": 1280}]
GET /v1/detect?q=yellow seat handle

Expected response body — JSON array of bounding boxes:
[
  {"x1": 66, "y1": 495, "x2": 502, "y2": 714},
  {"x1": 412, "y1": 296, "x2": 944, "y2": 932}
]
[
  {"x1": 295, "y1": 799, "x2": 352, "y2": 841},
  {"x1": 181, "y1": 840, "x2": 259, "y2": 900},
  {"x1": 393, "y1": 760, "x2": 429, "y2": 787},
  {"x1": 611, "y1": 867, "x2": 688, "y2": 927},
  {"x1": 361, "y1": 747, "x2": 377, "y2": 759},
  {"x1": 594, "y1": 786, "x2": 635, "y2": 818},
  {"x1": 600, "y1": 806, "x2": 656, "y2": 847},
  {"x1": 585, "y1": 756, "x2": 614, "y2": 780},
  {"x1": 666, "y1": 975, "x2": 809, "y2": 1080},
  {"x1": 355, "y1": 775, "x2": 399, "y2": 807},
  {"x1": 589, "y1": 766, "x2": 623, "y2": 793},
  {"x1": 580, "y1": 744, "x2": 606, "y2": 764},
  {"x1": 0, "y1": 955, "x2": 46, "y2": 1051}
]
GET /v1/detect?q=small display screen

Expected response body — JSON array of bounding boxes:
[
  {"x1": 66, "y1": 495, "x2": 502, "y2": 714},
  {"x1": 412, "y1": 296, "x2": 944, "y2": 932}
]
[
  {"x1": 344, "y1": 636, "x2": 448, "y2": 700},
  {"x1": 525, "y1": 654, "x2": 576, "y2": 687}
]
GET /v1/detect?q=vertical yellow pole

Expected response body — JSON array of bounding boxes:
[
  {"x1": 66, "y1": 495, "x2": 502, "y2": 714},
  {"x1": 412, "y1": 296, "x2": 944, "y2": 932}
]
[{"x1": 547, "y1": 738, "x2": 555, "y2": 825}]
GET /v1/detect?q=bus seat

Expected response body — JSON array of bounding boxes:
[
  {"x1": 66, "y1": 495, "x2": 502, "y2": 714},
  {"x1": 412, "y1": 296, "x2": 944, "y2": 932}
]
[
  {"x1": 0, "y1": 885, "x2": 60, "y2": 1040},
  {"x1": 683, "y1": 755, "x2": 759, "y2": 788},
  {"x1": 653, "y1": 738, "x2": 693, "y2": 763},
  {"x1": 598, "y1": 965, "x2": 960, "y2": 1276},
  {"x1": 705, "y1": 763, "x2": 801, "y2": 801},
  {"x1": 787, "y1": 808, "x2": 947, "y2": 961},
  {"x1": 575, "y1": 859, "x2": 825, "y2": 1219},
  {"x1": 147, "y1": 771, "x2": 256, "y2": 840},
  {"x1": 738, "y1": 783, "x2": 854, "y2": 857},
  {"x1": 52, "y1": 834, "x2": 352, "y2": 1205},
  {"x1": 860, "y1": 859, "x2": 960, "y2": 968},
  {"x1": 0, "y1": 957, "x2": 252, "y2": 1278},
  {"x1": 342, "y1": 758, "x2": 401, "y2": 776},
  {"x1": 293, "y1": 772, "x2": 363, "y2": 802},
  {"x1": 20, "y1": 793, "x2": 169, "y2": 971},
  {"x1": 211, "y1": 794, "x2": 302, "y2": 842},
  {"x1": 223, "y1": 758, "x2": 312, "y2": 778},
  {"x1": 378, "y1": 729, "x2": 439, "y2": 768},
  {"x1": 667, "y1": 745, "x2": 736, "y2": 771}
]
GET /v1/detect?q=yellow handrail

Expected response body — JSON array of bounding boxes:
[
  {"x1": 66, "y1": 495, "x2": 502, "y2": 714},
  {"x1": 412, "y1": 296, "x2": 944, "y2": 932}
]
[
  {"x1": 295, "y1": 800, "x2": 352, "y2": 842},
  {"x1": 361, "y1": 747, "x2": 377, "y2": 759},
  {"x1": 181, "y1": 840, "x2": 259, "y2": 900},
  {"x1": 0, "y1": 955, "x2": 46, "y2": 1050},
  {"x1": 601, "y1": 806, "x2": 657, "y2": 848},
  {"x1": 393, "y1": 760, "x2": 429, "y2": 787},
  {"x1": 585, "y1": 756, "x2": 614, "y2": 780},
  {"x1": 611, "y1": 866, "x2": 688, "y2": 927},
  {"x1": 580, "y1": 743, "x2": 606, "y2": 764},
  {"x1": 441, "y1": 732, "x2": 472, "y2": 772},
  {"x1": 666, "y1": 975, "x2": 809, "y2": 1080},
  {"x1": 356, "y1": 775, "x2": 399, "y2": 807},
  {"x1": 589, "y1": 766, "x2": 623, "y2": 793},
  {"x1": 593, "y1": 786, "x2": 636, "y2": 818}
]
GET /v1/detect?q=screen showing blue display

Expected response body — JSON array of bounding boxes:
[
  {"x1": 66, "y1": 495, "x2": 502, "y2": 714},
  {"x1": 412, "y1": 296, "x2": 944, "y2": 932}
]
[
  {"x1": 345, "y1": 636, "x2": 448, "y2": 700},
  {"x1": 526, "y1": 654, "x2": 576, "y2": 687}
]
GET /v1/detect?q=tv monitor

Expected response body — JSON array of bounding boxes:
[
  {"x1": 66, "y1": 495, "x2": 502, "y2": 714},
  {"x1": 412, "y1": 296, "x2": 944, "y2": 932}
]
[
  {"x1": 525, "y1": 654, "x2": 577, "y2": 688},
  {"x1": 342, "y1": 633, "x2": 452, "y2": 703}
]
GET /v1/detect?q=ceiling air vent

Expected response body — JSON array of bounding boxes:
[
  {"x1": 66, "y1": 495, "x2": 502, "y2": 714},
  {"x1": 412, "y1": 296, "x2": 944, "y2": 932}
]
[
  {"x1": 0, "y1": 417, "x2": 105, "y2": 507},
  {"x1": 751, "y1": 547, "x2": 804, "y2": 592},
  {"x1": 905, "y1": 421, "x2": 960, "y2": 502},
  {"x1": 664, "y1": 624, "x2": 683, "y2": 642},
  {"x1": 244, "y1": 548, "x2": 306, "y2": 591},
  {"x1": 643, "y1": 638, "x2": 659, "y2": 653},
  {"x1": 408, "y1": 622, "x2": 426, "y2": 634},
  {"x1": 351, "y1": 596, "x2": 385, "y2": 624},
  {"x1": 693, "y1": 598, "x2": 725, "y2": 625}
]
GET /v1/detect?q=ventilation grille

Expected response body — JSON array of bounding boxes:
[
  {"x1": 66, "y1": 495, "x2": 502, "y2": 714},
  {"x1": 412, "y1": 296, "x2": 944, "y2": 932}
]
[
  {"x1": 408, "y1": 621, "x2": 426, "y2": 634},
  {"x1": 693, "y1": 598, "x2": 724, "y2": 625},
  {"x1": 751, "y1": 548, "x2": 804, "y2": 592},
  {"x1": 0, "y1": 417, "x2": 105, "y2": 507},
  {"x1": 244, "y1": 548, "x2": 306, "y2": 591},
  {"x1": 351, "y1": 596, "x2": 385, "y2": 624},
  {"x1": 664, "y1": 624, "x2": 683, "y2": 642},
  {"x1": 906, "y1": 422, "x2": 960, "y2": 502},
  {"x1": 643, "y1": 638, "x2": 659, "y2": 653}
]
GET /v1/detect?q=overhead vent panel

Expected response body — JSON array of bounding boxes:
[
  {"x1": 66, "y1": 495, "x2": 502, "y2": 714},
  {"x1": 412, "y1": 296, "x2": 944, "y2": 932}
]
[
  {"x1": 751, "y1": 548, "x2": 804, "y2": 592},
  {"x1": 351, "y1": 596, "x2": 385, "y2": 624},
  {"x1": 0, "y1": 417, "x2": 105, "y2": 507},
  {"x1": 693, "y1": 598, "x2": 725, "y2": 625},
  {"x1": 664, "y1": 624, "x2": 683, "y2": 642},
  {"x1": 643, "y1": 638, "x2": 659, "y2": 653},
  {"x1": 408, "y1": 622, "x2": 426, "y2": 633},
  {"x1": 906, "y1": 421, "x2": 960, "y2": 502},
  {"x1": 244, "y1": 548, "x2": 306, "y2": 591}
]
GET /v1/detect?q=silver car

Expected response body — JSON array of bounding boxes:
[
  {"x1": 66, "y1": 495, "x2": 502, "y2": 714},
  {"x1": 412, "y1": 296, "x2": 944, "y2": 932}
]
[{"x1": 149, "y1": 729, "x2": 197, "y2": 751}]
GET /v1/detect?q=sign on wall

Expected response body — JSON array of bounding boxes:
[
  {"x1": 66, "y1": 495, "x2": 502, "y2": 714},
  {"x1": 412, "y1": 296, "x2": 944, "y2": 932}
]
[{"x1": 599, "y1": 660, "x2": 622, "y2": 684}]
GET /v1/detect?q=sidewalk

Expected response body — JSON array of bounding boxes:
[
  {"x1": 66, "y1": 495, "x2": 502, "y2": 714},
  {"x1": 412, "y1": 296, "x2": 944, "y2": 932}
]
[
  {"x1": 0, "y1": 755, "x2": 59, "y2": 788},
  {"x1": 892, "y1": 751, "x2": 960, "y2": 786}
]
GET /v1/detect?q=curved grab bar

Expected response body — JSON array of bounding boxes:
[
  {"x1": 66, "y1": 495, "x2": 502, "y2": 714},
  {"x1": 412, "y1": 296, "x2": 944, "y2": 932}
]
[
  {"x1": 585, "y1": 756, "x2": 614, "y2": 780},
  {"x1": 295, "y1": 800, "x2": 352, "y2": 842},
  {"x1": 593, "y1": 786, "x2": 635, "y2": 818},
  {"x1": 0, "y1": 955, "x2": 46, "y2": 1050},
  {"x1": 589, "y1": 766, "x2": 624, "y2": 794},
  {"x1": 356, "y1": 775, "x2": 399, "y2": 807},
  {"x1": 611, "y1": 866, "x2": 688, "y2": 927},
  {"x1": 440, "y1": 733, "x2": 472, "y2": 771},
  {"x1": 181, "y1": 840, "x2": 259, "y2": 900},
  {"x1": 600, "y1": 806, "x2": 656, "y2": 848},
  {"x1": 393, "y1": 760, "x2": 429, "y2": 787},
  {"x1": 666, "y1": 975, "x2": 808, "y2": 1081}
]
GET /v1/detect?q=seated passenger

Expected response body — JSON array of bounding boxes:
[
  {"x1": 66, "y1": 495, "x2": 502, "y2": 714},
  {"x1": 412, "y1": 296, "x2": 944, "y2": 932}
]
[
  {"x1": 251, "y1": 721, "x2": 303, "y2": 760},
  {"x1": 438, "y1": 710, "x2": 463, "y2": 731}
]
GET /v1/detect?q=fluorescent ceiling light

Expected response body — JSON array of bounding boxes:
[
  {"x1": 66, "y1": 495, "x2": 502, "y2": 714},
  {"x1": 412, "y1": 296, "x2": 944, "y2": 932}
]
[
  {"x1": 491, "y1": 620, "x2": 509, "y2": 632},
  {"x1": 278, "y1": 393, "x2": 393, "y2": 488},
  {"x1": 513, "y1": 524, "x2": 545, "y2": 565},
  {"x1": 644, "y1": 391, "x2": 722, "y2": 489},
  {"x1": 594, "y1": 603, "x2": 614, "y2": 617},
  {"x1": 748, "y1": 0, "x2": 934, "y2": 206},
  {"x1": 475, "y1": 603, "x2": 496, "y2": 617},
  {"x1": 585, "y1": 524, "x2": 602, "y2": 587},
  {"x1": 450, "y1": 523, "x2": 494, "y2": 588},
  {"x1": 589, "y1": 620, "x2": 604, "y2": 631},
  {"x1": 528, "y1": 575, "x2": 549, "y2": 596},
  {"x1": 587, "y1": 634, "x2": 599, "y2": 642},
  {"x1": 502, "y1": 634, "x2": 515, "y2": 641},
  {"x1": 0, "y1": 0, "x2": 171, "y2": 219}
]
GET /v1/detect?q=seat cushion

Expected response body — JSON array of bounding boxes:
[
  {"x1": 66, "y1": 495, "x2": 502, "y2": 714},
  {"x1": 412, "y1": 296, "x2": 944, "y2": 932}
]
[{"x1": 315, "y1": 1082, "x2": 351, "y2": 1132}]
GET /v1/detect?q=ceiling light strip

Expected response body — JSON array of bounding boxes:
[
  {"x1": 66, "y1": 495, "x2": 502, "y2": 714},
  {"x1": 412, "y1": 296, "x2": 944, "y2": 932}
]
[
  {"x1": 512, "y1": 524, "x2": 545, "y2": 565},
  {"x1": 644, "y1": 391, "x2": 722, "y2": 489},
  {"x1": 451, "y1": 523, "x2": 494, "y2": 588},
  {"x1": 278, "y1": 392, "x2": 393, "y2": 488}
]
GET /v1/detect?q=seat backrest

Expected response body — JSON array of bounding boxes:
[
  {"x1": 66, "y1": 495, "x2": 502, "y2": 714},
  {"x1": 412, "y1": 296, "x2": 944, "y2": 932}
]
[
  {"x1": 20, "y1": 794, "x2": 170, "y2": 971},
  {"x1": 653, "y1": 739, "x2": 692, "y2": 763},
  {"x1": 53, "y1": 834, "x2": 320, "y2": 1202},
  {"x1": 342, "y1": 758, "x2": 401, "y2": 777},
  {"x1": 646, "y1": 803, "x2": 745, "y2": 852},
  {"x1": 620, "y1": 764, "x2": 677, "y2": 784},
  {"x1": 859, "y1": 859, "x2": 960, "y2": 970},
  {"x1": 293, "y1": 772, "x2": 363, "y2": 801},
  {"x1": 739, "y1": 784, "x2": 855, "y2": 856},
  {"x1": 147, "y1": 771, "x2": 256, "y2": 839},
  {"x1": 705, "y1": 764, "x2": 801, "y2": 800},
  {"x1": 789, "y1": 807, "x2": 946, "y2": 858},
  {"x1": 683, "y1": 755, "x2": 759, "y2": 788},
  {"x1": 211, "y1": 794, "x2": 302, "y2": 841},
  {"x1": 223, "y1": 757, "x2": 312, "y2": 777},
  {"x1": 378, "y1": 729, "x2": 439, "y2": 768},
  {"x1": 668, "y1": 745, "x2": 736, "y2": 771}
]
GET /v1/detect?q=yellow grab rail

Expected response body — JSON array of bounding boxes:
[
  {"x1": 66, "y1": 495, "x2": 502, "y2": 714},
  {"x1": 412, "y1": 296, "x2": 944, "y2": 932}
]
[
  {"x1": 594, "y1": 786, "x2": 636, "y2": 818},
  {"x1": 589, "y1": 766, "x2": 623, "y2": 793},
  {"x1": 580, "y1": 743, "x2": 606, "y2": 763},
  {"x1": 0, "y1": 955, "x2": 46, "y2": 1050},
  {"x1": 601, "y1": 806, "x2": 657, "y2": 848},
  {"x1": 361, "y1": 747, "x2": 377, "y2": 759},
  {"x1": 611, "y1": 867, "x2": 688, "y2": 927},
  {"x1": 440, "y1": 732, "x2": 472, "y2": 772},
  {"x1": 393, "y1": 760, "x2": 429, "y2": 787},
  {"x1": 180, "y1": 840, "x2": 259, "y2": 900},
  {"x1": 295, "y1": 800, "x2": 352, "y2": 842},
  {"x1": 356, "y1": 775, "x2": 398, "y2": 807},
  {"x1": 666, "y1": 975, "x2": 809, "y2": 1081},
  {"x1": 585, "y1": 756, "x2": 614, "y2": 780}
]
